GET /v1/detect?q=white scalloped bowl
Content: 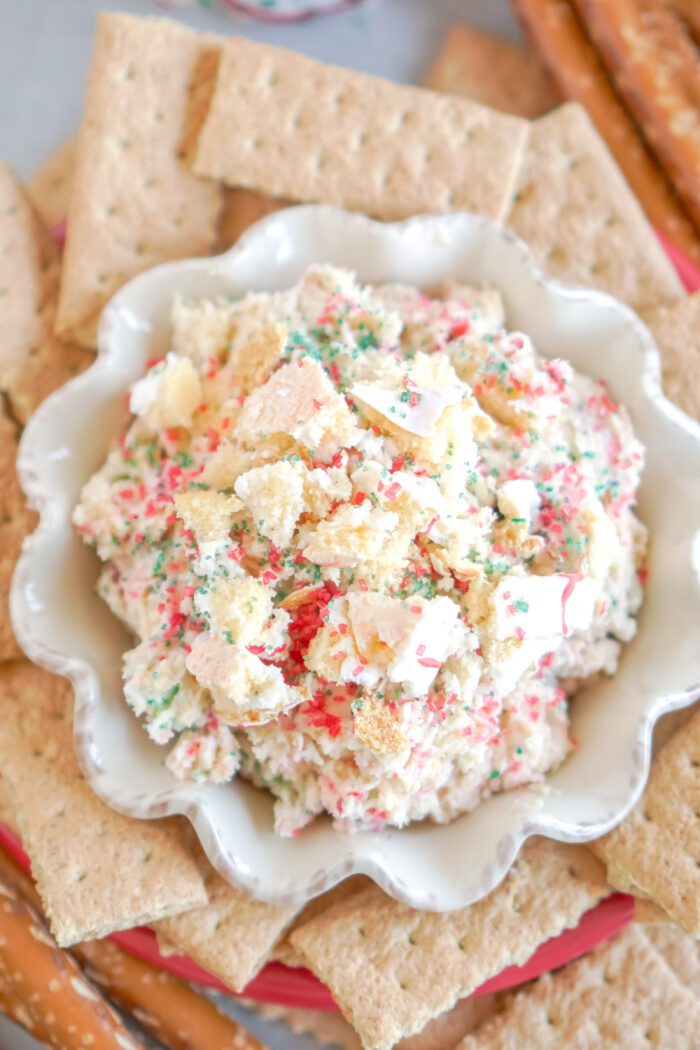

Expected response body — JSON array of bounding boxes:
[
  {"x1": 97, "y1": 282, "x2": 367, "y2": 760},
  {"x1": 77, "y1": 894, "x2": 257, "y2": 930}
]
[{"x1": 11, "y1": 206, "x2": 700, "y2": 912}]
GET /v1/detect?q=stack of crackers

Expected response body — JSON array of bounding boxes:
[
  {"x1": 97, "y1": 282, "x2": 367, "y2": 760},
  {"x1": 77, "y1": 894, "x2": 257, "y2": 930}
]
[{"x1": 2, "y1": 11, "x2": 700, "y2": 1049}]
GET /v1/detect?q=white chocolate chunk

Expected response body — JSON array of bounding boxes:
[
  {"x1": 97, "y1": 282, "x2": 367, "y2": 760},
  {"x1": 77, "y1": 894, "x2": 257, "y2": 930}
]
[
  {"x1": 304, "y1": 594, "x2": 383, "y2": 689},
  {"x1": 491, "y1": 573, "x2": 599, "y2": 641},
  {"x1": 497, "y1": 479, "x2": 540, "y2": 526},
  {"x1": 237, "y1": 358, "x2": 358, "y2": 452},
  {"x1": 350, "y1": 379, "x2": 462, "y2": 437},
  {"x1": 347, "y1": 591, "x2": 469, "y2": 697}
]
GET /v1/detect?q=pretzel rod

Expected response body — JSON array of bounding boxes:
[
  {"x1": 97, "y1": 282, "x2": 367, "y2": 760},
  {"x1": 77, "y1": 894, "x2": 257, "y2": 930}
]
[
  {"x1": 640, "y1": 1, "x2": 700, "y2": 110},
  {"x1": 511, "y1": 0, "x2": 700, "y2": 266},
  {"x1": 0, "y1": 874, "x2": 145, "y2": 1049},
  {"x1": 670, "y1": 0, "x2": 700, "y2": 45},
  {"x1": 73, "y1": 939, "x2": 268, "y2": 1050},
  {"x1": 572, "y1": 0, "x2": 700, "y2": 231}
]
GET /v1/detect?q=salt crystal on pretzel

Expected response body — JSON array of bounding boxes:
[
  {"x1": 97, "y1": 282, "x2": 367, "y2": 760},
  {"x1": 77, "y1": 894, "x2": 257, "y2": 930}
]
[{"x1": 572, "y1": 0, "x2": 700, "y2": 233}]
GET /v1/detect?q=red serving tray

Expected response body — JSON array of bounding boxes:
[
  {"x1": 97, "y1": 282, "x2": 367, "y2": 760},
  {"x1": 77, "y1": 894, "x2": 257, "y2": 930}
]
[{"x1": 8, "y1": 231, "x2": 696, "y2": 1013}]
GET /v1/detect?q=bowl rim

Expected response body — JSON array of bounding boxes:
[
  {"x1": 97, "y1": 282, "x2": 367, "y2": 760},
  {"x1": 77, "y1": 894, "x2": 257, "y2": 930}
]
[{"x1": 11, "y1": 204, "x2": 700, "y2": 911}]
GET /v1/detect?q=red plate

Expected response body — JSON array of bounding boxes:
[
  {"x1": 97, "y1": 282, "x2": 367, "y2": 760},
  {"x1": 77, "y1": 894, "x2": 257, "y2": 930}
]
[
  {"x1": 0, "y1": 819, "x2": 634, "y2": 1012},
  {"x1": 8, "y1": 232, "x2": 697, "y2": 1013}
]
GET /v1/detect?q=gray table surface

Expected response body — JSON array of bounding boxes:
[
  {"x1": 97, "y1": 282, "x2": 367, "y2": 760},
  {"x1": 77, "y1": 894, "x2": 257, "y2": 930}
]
[{"x1": 0, "y1": 1, "x2": 519, "y2": 1047}]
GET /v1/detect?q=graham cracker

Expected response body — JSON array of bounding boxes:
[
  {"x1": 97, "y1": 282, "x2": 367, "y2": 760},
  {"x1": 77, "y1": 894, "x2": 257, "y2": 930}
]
[
  {"x1": 645, "y1": 924, "x2": 700, "y2": 996},
  {"x1": 0, "y1": 410, "x2": 37, "y2": 661},
  {"x1": 0, "y1": 661, "x2": 208, "y2": 945},
  {"x1": 504, "y1": 102, "x2": 684, "y2": 310},
  {"x1": 634, "y1": 897, "x2": 672, "y2": 924},
  {"x1": 457, "y1": 926, "x2": 700, "y2": 1049},
  {"x1": 594, "y1": 706, "x2": 700, "y2": 933},
  {"x1": 289, "y1": 839, "x2": 609, "y2": 1050},
  {"x1": 643, "y1": 292, "x2": 700, "y2": 422},
  {"x1": 26, "y1": 137, "x2": 77, "y2": 230},
  {"x1": 154, "y1": 859, "x2": 300, "y2": 993},
  {"x1": 55, "y1": 13, "x2": 223, "y2": 349},
  {"x1": 0, "y1": 775, "x2": 18, "y2": 833},
  {"x1": 219, "y1": 188, "x2": 288, "y2": 250},
  {"x1": 425, "y1": 25, "x2": 559, "y2": 118},
  {"x1": 271, "y1": 875, "x2": 372, "y2": 968},
  {"x1": 0, "y1": 161, "x2": 59, "y2": 397},
  {"x1": 0, "y1": 161, "x2": 91, "y2": 424},
  {"x1": 193, "y1": 37, "x2": 529, "y2": 223}
]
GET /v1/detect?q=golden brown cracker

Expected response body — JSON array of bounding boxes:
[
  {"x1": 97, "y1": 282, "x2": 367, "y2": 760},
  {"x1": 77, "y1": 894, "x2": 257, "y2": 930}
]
[
  {"x1": 56, "y1": 13, "x2": 223, "y2": 348},
  {"x1": 0, "y1": 412, "x2": 37, "y2": 661},
  {"x1": 194, "y1": 36, "x2": 528, "y2": 223},
  {"x1": 425, "y1": 25, "x2": 558, "y2": 118},
  {"x1": 595, "y1": 706, "x2": 700, "y2": 934},
  {"x1": 0, "y1": 661, "x2": 207, "y2": 944},
  {"x1": 289, "y1": 839, "x2": 609, "y2": 1050},
  {"x1": 458, "y1": 926, "x2": 700, "y2": 1049},
  {"x1": 0, "y1": 160, "x2": 91, "y2": 423},
  {"x1": 154, "y1": 859, "x2": 299, "y2": 993},
  {"x1": 643, "y1": 292, "x2": 700, "y2": 422},
  {"x1": 633, "y1": 897, "x2": 672, "y2": 924},
  {"x1": 26, "y1": 137, "x2": 77, "y2": 230},
  {"x1": 505, "y1": 102, "x2": 684, "y2": 309},
  {"x1": 219, "y1": 188, "x2": 288, "y2": 250},
  {"x1": 0, "y1": 161, "x2": 60, "y2": 396},
  {"x1": 270, "y1": 876, "x2": 371, "y2": 968}
]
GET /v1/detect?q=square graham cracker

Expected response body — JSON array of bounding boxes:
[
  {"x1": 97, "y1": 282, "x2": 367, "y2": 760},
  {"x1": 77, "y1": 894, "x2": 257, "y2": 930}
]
[
  {"x1": 643, "y1": 292, "x2": 700, "y2": 422},
  {"x1": 0, "y1": 661, "x2": 208, "y2": 945},
  {"x1": 504, "y1": 102, "x2": 684, "y2": 310},
  {"x1": 457, "y1": 926, "x2": 700, "y2": 1049},
  {"x1": 289, "y1": 839, "x2": 609, "y2": 1050},
  {"x1": 193, "y1": 36, "x2": 529, "y2": 223},
  {"x1": 424, "y1": 25, "x2": 559, "y2": 118},
  {"x1": 154, "y1": 860, "x2": 299, "y2": 993},
  {"x1": 594, "y1": 706, "x2": 700, "y2": 933},
  {"x1": 55, "y1": 13, "x2": 223, "y2": 349}
]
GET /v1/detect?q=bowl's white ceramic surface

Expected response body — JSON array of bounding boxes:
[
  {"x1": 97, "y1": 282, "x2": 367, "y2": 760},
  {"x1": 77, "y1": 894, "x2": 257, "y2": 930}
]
[{"x1": 12, "y1": 206, "x2": 700, "y2": 911}]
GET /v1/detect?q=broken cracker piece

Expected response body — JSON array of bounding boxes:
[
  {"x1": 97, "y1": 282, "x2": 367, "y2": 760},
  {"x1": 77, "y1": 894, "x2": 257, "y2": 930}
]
[{"x1": 353, "y1": 695, "x2": 409, "y2": 756}]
